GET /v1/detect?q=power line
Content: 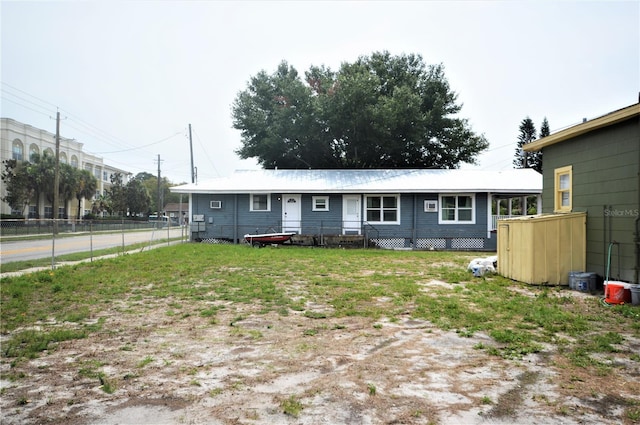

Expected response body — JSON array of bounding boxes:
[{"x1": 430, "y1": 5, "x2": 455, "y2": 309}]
[
  {"x1": 93, "y1": 132, "x2": 182, "y2": 154},
  {"x1": 1, "y1": 82, "x2": 59, "y2": 109},
  {"x1": 191, "y1": 127, "x2": 221, "y2": 178},
  {"x1": 1, "y1": 83, "x2": 132, "y2": 152},
  {"x1": 61, "y1": 110, "x2": 133, "y2": 150},
  {"x1": 1, "y1": 96, "x2": 53, "y2": 117},
  {"x1": 2, "y1": 83, "x2": 188, "y2": 171}
]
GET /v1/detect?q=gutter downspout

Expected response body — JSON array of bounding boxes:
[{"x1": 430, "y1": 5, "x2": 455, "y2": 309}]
[
  {"x1": 635, "y1": 145, "x2": 640, "y2": 284},
  {"x1": 413, "y1": 194, "x2": 417, "y2": 250},
  {"x1": 234, "y1": 194, "x2": 238, "y2": 244},
  {"x1": 635, "y1": 214, "x2": 639, "y2": 284},
  {"x1": 604, "y1": 205, "x2": 607, "y2": 280}
]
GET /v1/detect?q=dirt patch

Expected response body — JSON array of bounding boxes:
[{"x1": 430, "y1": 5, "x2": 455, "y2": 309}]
[{"x1": 1, "y1": 286, "x2": 639, "y2": 424}]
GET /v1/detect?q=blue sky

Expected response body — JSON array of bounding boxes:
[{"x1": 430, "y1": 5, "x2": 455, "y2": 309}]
[{"x1": 2, "y1": 0, "x2": 638, "y2": 183}]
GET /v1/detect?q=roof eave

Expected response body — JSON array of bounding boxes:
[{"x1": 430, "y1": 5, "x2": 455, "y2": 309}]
[
  {"x1": 171, "y1": 188, "x2": 541, "y2": 194},
  {"x1": 524, "y1": 103, "x2": 640, "y2": 152}
]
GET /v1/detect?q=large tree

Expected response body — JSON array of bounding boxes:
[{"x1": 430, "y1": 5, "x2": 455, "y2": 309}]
[
  {"x1": 531, "y1": 117, "x2": 548, "y2": 173},
  {"x1": 125, "y1": 178, "x2": 151, "y2": 217},
  {"x1": 513, "y1": 117, "x2": 537, "y2": 170},
  {"x1": 136, "y1": 172, "x2": 182, "y2": 214},
  {"x1": 1, "y1": 159, "x2": 33, "y2": 216},
  {"x1": 513, "y1": 116, "x2": 545, "y2": 173},
  {"x1": 107, "y1": 172, "x2": 127, "y2": 216},
  {"x1": 232, "y1": 51, "x2": 488, "y2": 169}
]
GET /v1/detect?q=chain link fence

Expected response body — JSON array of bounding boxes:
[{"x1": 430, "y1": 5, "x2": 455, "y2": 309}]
[{"x1": 1, "y1": 218, "x2": 188, "y2": 270}]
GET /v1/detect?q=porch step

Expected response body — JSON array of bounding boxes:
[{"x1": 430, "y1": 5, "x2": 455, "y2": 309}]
[{"x1": 289, "y1": 234, "x2": 365, "y2": 248}]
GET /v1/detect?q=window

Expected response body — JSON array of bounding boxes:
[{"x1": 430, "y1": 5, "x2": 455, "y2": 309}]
[
  {"x1": 103, "y1": 171, "x2": 109, "y2": 181},
  {"x1": 439, "y1": 194, "x2": 475, "y2": 224},
  {"x1": 71, "y1": 156, "x2": 78, "y2": 168},
  {"x1": 29, "y1": 144, "x2": 39, "y2": 161},
  {"x1": 250, "y1": 194, "x2": 270, "y2": 211},
  {"x1": 60, "y1": 152, "x2": 67, "y2": 164},
  {"x1": 365, "y1": 195, "x2": 399, "y2": 224},
  {"x1": 210, "y1": 200, "x2": 222, "y2": 209},
  {"x1": 12, "y1": 139, "x2": 23, "y2": 161},
  {"x1": 312, "y1": 196, "x2": 329, "y2": 211},
  {"x1": 554, "y1": 165, "x2": 572, "y2": 212}
]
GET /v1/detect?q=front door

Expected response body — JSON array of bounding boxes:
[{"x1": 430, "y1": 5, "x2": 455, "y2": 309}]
[
  {"x1": 282, "y1": 194, "x2": 301, "y2": 233},
  {"x1": 342, "y1": 195, "x2": 361, "y2": 235}
]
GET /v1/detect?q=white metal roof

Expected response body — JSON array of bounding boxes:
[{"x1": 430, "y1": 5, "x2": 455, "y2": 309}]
[{"x1": 170, "y1": 168, "x2": 542, "y2": 195}]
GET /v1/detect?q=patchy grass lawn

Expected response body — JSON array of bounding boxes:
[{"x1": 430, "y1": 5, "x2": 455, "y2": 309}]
[{"x1": 1, "y1": 244, "x2": 639, "y2": 424}]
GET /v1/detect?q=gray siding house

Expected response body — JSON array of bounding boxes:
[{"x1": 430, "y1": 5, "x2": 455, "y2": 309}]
[
  {"x1": 171, "y1": 168, "x2": 541, "y2": 250},
  {"x1": 523, "y1": 101, "x2": 640, "y2": 283}
]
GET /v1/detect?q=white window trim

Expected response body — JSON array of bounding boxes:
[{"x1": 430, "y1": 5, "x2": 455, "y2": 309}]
[
  {"x1": 12, "y1": 139, "x2": 24, "y2": 161},
  {"x1": 312, "y1": 196, "x2": 330, "y2": 211},
  {"x1": 438, "y1": 193, "x2": 476, "y2": 224},
  {"x1": 364, "y1": 194, "x2": 400, "y2": 225},
  {"x1": 250, "y1": 193, "x2": 271, "y2": 212}
]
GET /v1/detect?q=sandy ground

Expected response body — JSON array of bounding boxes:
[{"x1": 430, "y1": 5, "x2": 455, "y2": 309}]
[{"x1": 1, "y1": 281, "x2": 639, "y2": 425}]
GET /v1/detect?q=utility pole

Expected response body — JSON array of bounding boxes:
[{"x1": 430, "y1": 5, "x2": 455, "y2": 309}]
[
  {"x1": 189, "y1": 123, "x2": 195, "y2": 184},
  {"x1": 155, "y1": 155, "x2": 163, "y2": 222},
  {"x1": 53, "y1": 111, "x2": 61, "y2": 228}
]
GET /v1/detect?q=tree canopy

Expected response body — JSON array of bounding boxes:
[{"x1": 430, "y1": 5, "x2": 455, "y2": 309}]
[
  {"x1": 513, "y1": 116, "x2": 545, "y2": 173},
  {"x1": 232, "y1": 51, "x2": 488, "y2": 169},
  {"x1": 1, "y1": 153, "x2": 87, "y2": 218},
  {"x1": 1, "y1": 158, "x2": 179, "y2": 218}
]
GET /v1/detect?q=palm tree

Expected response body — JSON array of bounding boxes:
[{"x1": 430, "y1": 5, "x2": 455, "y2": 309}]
[
  {"x1": 26, "y1": 152, "x2": 56, "y2": 218},
  {"x1": 91, "y1": 194, "x2": 111, "y2": 217},
  {"x1": 58, "y1": 164, "x2": 78, "y2": 219},
  {"x1": 76, "y1": 169, "x2": 98, "y2": 219}
]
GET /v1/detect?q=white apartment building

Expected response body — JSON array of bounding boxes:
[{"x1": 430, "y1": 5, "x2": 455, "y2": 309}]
[{"x1": 0, "y1": 117, "x2": 131, "y2": 218}]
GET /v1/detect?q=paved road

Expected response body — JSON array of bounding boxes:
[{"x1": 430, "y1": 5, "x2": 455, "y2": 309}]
[{"x1": 0, "y1": 227, "x2": 186, "y2": 264}]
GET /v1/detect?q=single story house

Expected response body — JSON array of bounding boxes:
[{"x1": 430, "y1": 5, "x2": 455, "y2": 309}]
[
  {"x1": 523, "y1": 101, "x2": 640, "y2": 283},
  {"x1": 171, "y1": 168, "x2": 541, "y2": 250},
  {"x1": 163, "y1": 202, "x2": 189, "y2": 224}
]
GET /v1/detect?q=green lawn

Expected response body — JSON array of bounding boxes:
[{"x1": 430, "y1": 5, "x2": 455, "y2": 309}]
[{"x1": 2, "y1": 243, "x2": 638, "y2": 367}]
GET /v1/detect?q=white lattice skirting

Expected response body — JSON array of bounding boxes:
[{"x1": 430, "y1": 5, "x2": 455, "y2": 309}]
[
  {"x1": 451, "y1": 238, "x2": 485, "y2": 249},
  {"x1": 372, "y1": 237, "x2": 485, "y2": 250},
  {"x1": 370, "y1": 238, "x2": 406, "y2": 249},
  {"x1": 198, "y1": 238, "x2": 234, "y2": 244},
  {"x1": 415, "y1": 238, "x2": 447, "y2": 249}
]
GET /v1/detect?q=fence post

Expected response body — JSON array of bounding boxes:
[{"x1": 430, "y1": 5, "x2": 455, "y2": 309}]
[
  {"x1": 90, "y1": 221, "x2": 94, "y2": 262},
  {"x1": 51, "y1": 219, "x2": 56, "y2": 270},
  {"x1": 121, "y1": 218, "x2": 125, "y2": 255}
]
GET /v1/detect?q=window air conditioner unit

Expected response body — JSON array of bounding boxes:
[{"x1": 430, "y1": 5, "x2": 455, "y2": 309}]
[
  {"x1": 424, "y1": 200, "x2": 438, "y2": 212},
  {"x1": 210, "y1": 200, "x2": 222, "y2": 209}
]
